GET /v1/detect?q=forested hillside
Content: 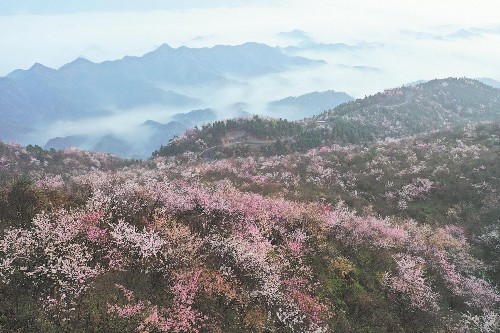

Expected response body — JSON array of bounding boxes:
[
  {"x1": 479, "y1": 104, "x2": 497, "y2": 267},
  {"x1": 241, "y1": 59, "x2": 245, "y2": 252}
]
[
  {"x1": 0, "y1": 78, "x2": 498, "y2": 332},
  {"x1": 314, "y1": 78, "x2": 500, "y2": 138}
]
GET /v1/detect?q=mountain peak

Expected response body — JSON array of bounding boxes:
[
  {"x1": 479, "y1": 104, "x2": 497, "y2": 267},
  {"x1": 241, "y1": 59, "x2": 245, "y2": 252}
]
[
  {"x1": 142, "y1": 120, "x2": 162, "y2": 127},
  {"x1": 397, "y1": 77, "x2": 495, "y2": 94},
  {"x1": 60, "y1": 57, "x2": 95, "y2": 70},
  {"x1": 29, "y1": 62, "x2": 54, "y2": 72},
  {"x1": 421, "y1": 77, "x2": 484, "y2": 87},
  {"x1": 150, "y1": 43, "x2": 174, "y2": 54},
  {"x1": 5, "y1": 62, "x2": 55, "y2": 78},
  {"x1": 158, "y1": 43, "x2": 173, "y2": 49},
  {"x1": 73, "y1": 57, "x2": 93, "y2": 64},
  {"x1": 30, "y1": 62, "x2": 46, "y2": 69}
]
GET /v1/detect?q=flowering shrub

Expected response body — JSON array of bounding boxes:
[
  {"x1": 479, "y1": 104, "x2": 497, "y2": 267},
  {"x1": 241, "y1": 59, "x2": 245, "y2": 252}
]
[
  {"x1": 383, "y1": 254, "x2": 439, "y2": 312},
  {"x1": 0, "y1": 121, "x2": 498, "y2": 332}
]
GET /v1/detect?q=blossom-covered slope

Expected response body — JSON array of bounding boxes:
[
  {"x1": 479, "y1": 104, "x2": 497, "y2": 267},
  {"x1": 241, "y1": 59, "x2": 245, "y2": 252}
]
[{"x1": 0, "y1": 80, "x2": 499, "y2": 333}]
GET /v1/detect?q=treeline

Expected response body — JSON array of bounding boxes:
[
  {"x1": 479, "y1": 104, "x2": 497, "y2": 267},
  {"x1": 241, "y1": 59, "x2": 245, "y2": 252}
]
[
  {"x1": 154, "y1": 116, "x2": 303, "y2": 157},
  {"x1": 154, "y1": 115, "x2": 377, "y2": 158}
]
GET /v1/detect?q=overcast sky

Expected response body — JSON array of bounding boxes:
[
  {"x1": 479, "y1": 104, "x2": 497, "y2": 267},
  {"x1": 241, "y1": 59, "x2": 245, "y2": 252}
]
[{"x1": 1, "y1": 0, "x2": 499, "y2": 94}]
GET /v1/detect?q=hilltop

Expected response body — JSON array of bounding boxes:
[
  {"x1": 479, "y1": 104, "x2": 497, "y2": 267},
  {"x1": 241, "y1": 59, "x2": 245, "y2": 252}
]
[
  {"x1": 268, "y1": 90, "x2": 354, "y2": 120},
  {"x1": 313, "y1": 78, "x2": 500, "y2": 138}
]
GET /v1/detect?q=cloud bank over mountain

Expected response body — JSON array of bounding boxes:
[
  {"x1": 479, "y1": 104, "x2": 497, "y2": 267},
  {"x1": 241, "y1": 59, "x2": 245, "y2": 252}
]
[
  {"x1": 1, "y1": 1, "x2": 499, "y2": 157},
  {"x1": 0, "y1": 43, "x2": 337, "y2": 158},
  {"x1": 1, "y1": 0, "x2": 499, "y2": 88}
]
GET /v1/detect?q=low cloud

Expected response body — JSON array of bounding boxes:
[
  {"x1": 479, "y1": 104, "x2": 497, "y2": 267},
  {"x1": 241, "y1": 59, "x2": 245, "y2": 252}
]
[
  {"x1": 278, "y1": 29, "x2": 314, "y2": 44},
  {"x1": 1, "y1": 1, "x2": 500, "y2": 157},
  {"x1": 1, "y1": 1, "x2": 499, "y2": 77},
  {"x1": 403, "y1": 26, "x2": 500, "y2": 41}
]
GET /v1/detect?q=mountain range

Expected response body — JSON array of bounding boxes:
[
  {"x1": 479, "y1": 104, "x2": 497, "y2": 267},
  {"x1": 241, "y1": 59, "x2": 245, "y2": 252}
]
[
  {"x1": 0, "y1": 42, "x2": 323, "y2": 150},
  {"x1": 1, "y1": 43, "x2": 499, "y2": 160},
  {"x1": 268, "y1": 90, "x2": 353, "y2": 120}
]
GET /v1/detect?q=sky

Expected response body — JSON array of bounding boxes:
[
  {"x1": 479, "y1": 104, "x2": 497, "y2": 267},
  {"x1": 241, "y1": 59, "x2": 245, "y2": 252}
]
[{"x1": 1, "y1": 0, "x2": 500, "y2": 96}]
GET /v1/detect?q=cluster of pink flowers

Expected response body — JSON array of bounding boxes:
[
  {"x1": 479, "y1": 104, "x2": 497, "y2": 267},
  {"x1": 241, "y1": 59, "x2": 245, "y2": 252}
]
[
  {"x1": 0, "y1": 121, "x2": 498, "y2": 331},
  {"x1": 383, "y1": 254, "x2": 439, "y2": 312},
  {"x1": 35, "y1": 174, "x2": 65, "y2": 190},
  {"x1": 0, "y1": 209, "x2": 103, "y2": 300}
]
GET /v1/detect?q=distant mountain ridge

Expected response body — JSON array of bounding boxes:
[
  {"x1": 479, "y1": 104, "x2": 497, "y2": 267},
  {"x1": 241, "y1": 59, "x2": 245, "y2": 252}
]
[
  {"x1": 172, "y1": 108, "x2": 217, "y2": 125},
  {"x1": 0, "y1": 42, "x2": 322, "y2": 145},
  {"x1": 268, "y1": 90, "x2": 353, "y2": 120},
  {"x1": 43, "y1": 109, "x2": 218, "y2": 158},
  {"x1": 44, "y1": 135, "x2": 92, "y2": 151},
  {"x1": 7, "y1": 43, "x2": 321, "y2": 86},
  {"x1": 477, "y1": 77, "x2": 500, "y2": 89}
]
